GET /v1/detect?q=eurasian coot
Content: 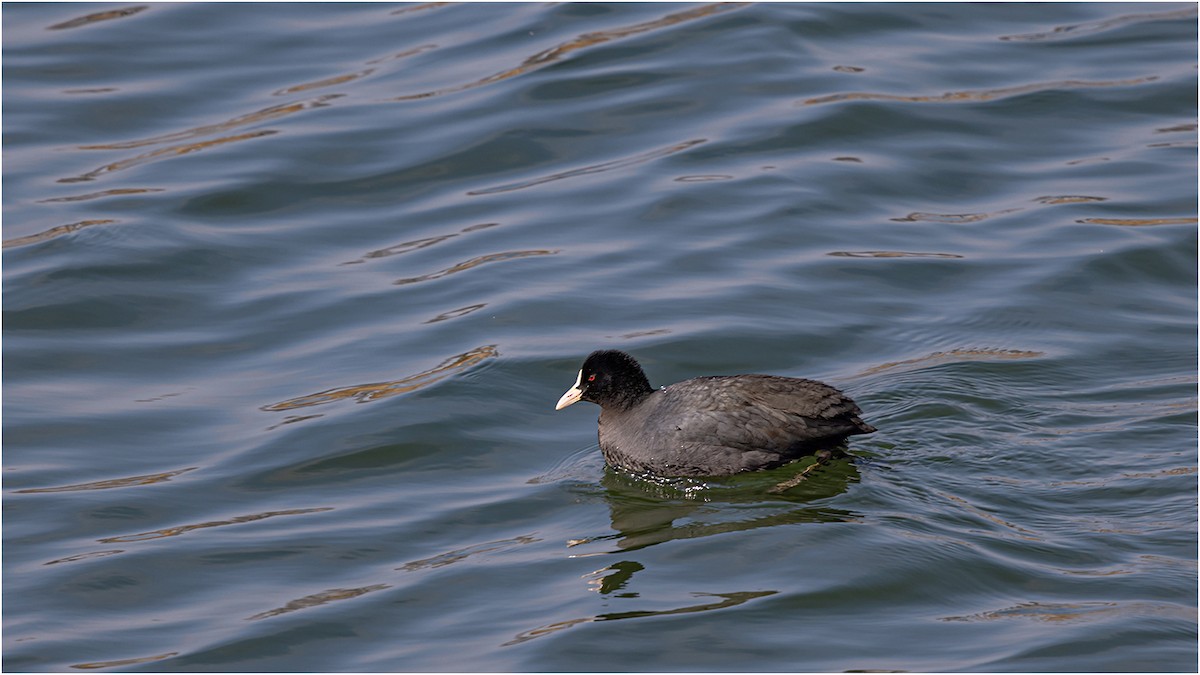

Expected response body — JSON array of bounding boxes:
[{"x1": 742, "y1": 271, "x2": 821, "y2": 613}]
[{"x1": 555, "y1": 349, "x2": 875, "y2": 477}]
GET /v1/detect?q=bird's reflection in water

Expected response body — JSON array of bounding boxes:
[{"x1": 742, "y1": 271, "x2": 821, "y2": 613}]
[
  {"x1": 570, "y1": 454, "x2": 863, "y2": 554},
  {"x1": 503, "y1": 585, "x2": 780, "y2": 646},
  {"x1": 585, "y1": 559, "x2": 643, "y2": 596},
  {"x1": 506, "y1": 457, "x2": 862, "y2": 646}
]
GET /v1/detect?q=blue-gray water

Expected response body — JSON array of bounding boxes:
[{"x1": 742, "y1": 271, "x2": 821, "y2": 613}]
[{"x1": 3, "y1": 3, "x2": 1197, "y2": 672}]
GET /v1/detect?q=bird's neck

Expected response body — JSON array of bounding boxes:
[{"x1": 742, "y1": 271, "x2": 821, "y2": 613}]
[{"x1": 608, "y1": 378, "x2": 653, "y2": 411}]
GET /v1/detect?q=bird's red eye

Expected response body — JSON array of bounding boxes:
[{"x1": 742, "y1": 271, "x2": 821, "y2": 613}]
[{"x1": 587, "y1": 374, "x2": 596, "y2": 382}]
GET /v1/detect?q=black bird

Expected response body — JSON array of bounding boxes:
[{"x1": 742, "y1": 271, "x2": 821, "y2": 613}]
[{"x1": 555, "y1": 349, "x2": 875, "y2": 477}]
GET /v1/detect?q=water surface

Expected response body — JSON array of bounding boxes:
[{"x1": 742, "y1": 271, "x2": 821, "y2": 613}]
[{"x1": 4, "y1": 3, "x2": 1197, "y2": 672}]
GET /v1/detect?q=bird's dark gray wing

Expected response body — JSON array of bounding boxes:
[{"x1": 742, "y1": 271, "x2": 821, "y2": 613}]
[{"x1": 663, "y1": 375, "x2": 872, "y2": 452}]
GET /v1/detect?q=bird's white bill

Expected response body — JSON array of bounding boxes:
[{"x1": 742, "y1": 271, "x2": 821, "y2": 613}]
[{"x1": 555, "y1": 370, "x2": 584, "y2": 410}]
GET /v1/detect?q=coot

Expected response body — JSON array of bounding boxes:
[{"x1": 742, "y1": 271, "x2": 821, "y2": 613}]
[{"x1": 555, "y1": 350, "x2": 875, "y2": 477}]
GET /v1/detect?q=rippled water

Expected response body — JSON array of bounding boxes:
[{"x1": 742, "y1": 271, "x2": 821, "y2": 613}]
[{"x1": 4, "y1": 3, "x2": 1197, "y2": 672}]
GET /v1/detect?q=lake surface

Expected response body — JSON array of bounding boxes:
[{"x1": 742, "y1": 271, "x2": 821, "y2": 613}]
[{"x1": 3, "y1": 3, "x2": 1197, "y2": 672}]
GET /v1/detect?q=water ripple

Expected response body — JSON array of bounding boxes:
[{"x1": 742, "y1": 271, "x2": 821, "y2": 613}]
[
  {"x1": 76, "y1": 96, "x2": 338, "y2": 151},
  {"x1": 247, "y1": 584, "x2": 392, "y2": 621},
  {"x1": 828, "y1": 251, "x2": 964, "y2": 259},
  {"x1": 424, "y1": 303, "x2": 487, "y2": 324},
  {"x1": 14, "y1": 467, "x2": 197, "y2": 494},
  {"x1": 339, "y1": 222, "x2": 498, "y2": 266},
  {"x1": 2, "y1": 218, "x2": 118, "y2": 249},
  {"x1": 44, "y1": 550, "x2": 125, "y2": 566},
  {"x1": 1078, "y1": 217, "x2": 1197, "y2": 227},
  {"x1": 97, "y1": 507, "x2": 334, "y2": 544},
  {"x1": 393, "y1": 250, "x2": 558, "y2": 285},
  {"x1": 243, "y1": 535, "x2": 543, "y2": 622},
  {"x1": 70, "y1": 651, "x2": 178, "y2": 671},
  {"x1": 47, "y1": 5, "x2": 148, "y2": 31},
  {"x1": 60, "y1": 130, "x2": 280, "y2": 183},
  {"x1": 503, "y1": 590, "x2": 777, "y2": 646},
  {"x1": 389, "y1": 2, "x2": 748, "y2": 101},
  {"x1": 860, "y1": 349, "x2": 1045, "y2": 377},
  {"x1": 998, "y1": 6, "x2": 1198, "y2": 42},
  {"x1": 887, "y1": 193, "x2": 1192, "y2": 231},
  {"x1": 467, "y1": 139, "x2": 705, "y2": 196},
  {"x1": 941, "y1": 600, "x2": 1196, "y2": 624},
  {"x1": 261, "y1": 345, "x2": 498, "y2": 411},
  {"x1": 397, "y1": 534, "x2": 541, "y2": 572},
  {"x1": 36, "y1": 188, "x2": 164, "y2": 203},
  {"x1": 802, "y1": 76, "x2": 1160, "y2": 106}
]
